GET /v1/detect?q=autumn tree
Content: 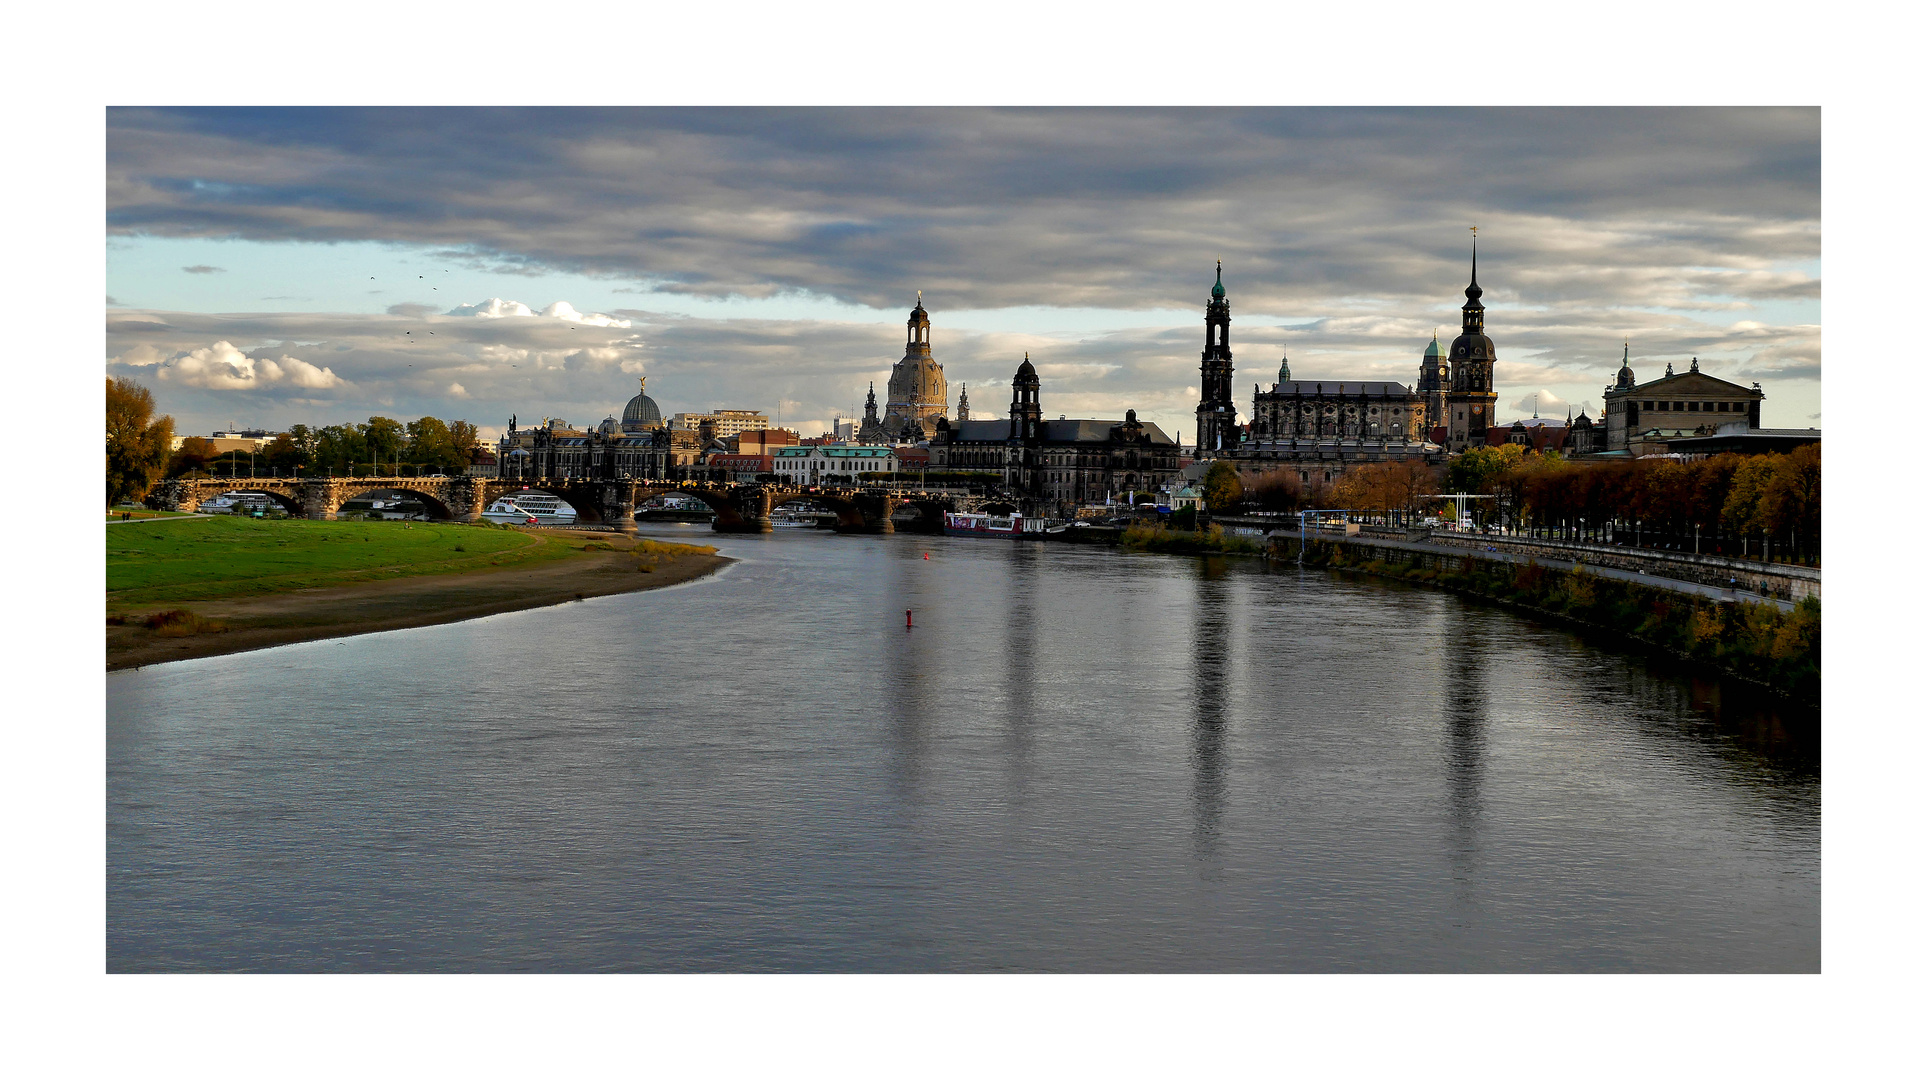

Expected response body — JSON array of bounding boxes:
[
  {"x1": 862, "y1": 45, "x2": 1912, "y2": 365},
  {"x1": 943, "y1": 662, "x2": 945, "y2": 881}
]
[
  {"x1": 106, "y1": 377, "x2": 174, "y2": 506},
  {"x1": 1242, "y1": 468, "x2": 1304, "y2": 513},
  {"x1": 1201, "y1": 460, "x2": 1243, "y2": 513},
  {"x1": 167, "y1": 436, "x2": 219, "y2": 478}
]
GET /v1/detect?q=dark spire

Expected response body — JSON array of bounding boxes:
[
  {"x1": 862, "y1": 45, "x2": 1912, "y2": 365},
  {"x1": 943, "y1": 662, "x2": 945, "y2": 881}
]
[
  {"x1": 1211, "y1": 260, "x2": 1225, "y2": 300},
  {"x1": 1465, "y1": 227, "x2": 1483, "y2": 302}
]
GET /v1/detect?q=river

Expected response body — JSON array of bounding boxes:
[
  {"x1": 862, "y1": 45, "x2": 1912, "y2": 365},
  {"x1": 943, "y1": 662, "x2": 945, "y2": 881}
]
[{"x1": 106, "y1": 525, "x2": 1819, "y2": 972}]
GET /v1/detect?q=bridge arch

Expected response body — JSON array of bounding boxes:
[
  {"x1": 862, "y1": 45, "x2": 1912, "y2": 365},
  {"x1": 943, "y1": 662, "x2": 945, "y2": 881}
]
[
  {"x1": 767, "y1": 490, "x2": 870, "y2": 531},
  {"x1": 335, "y1": 484, "x2": 457, "y2": 521},
  {"x1": 635, "y1": 484, "x2": 750, "y2": 530},
  {"x1": 191, "y1": 482, "x2": 305, "y2": 517}
]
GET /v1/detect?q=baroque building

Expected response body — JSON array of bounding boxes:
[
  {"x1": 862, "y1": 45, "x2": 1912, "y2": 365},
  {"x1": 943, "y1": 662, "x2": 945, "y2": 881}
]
[
  {"x1": 856, "y1": 382, "x2": 888, "y2": 444},
  {"x1": 929, "y1": 353, "x2": 1180, "y2": 513},
  {"x1": 497, "y1": 378, "x2": 674, "y2": 481},
  {"x1": 1195, "y1": 262, "x2": 1239, "y2": 455},
  {"x1": 883, "y1": 293, "x2": 949, "y2": 440},
  {"x1": 1444, "y1": 240, "x2": 1499, "y2": 452},
  {"x1": 1416, "y1": 332, "x2": 1449, "y2": 439},
  {"x1": 1601, "y1": 347, "x2": 1765, "y2": 456}
]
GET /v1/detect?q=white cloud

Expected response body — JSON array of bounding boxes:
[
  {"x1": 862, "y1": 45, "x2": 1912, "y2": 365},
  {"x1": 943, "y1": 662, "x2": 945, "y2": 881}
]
[
  {"x1": 539, "y1": 301, "x2": 631, "y2": 328},
  {"x1": 115, "y1": 343, "x2": 169, "y2": 367},
  {"x1": 154, "y1": 340, "x2": 345, "y2": 391},
  {"x1": 446, "y1": 297, "x2": 631, "y2": 328},
  {"x1": 448, "y1": 382, "x2": 469, "y2": 397},
  {"x1": 447, "y1": 297, "x2": 537, "y2": 318},
  {"x1": 1509, "y1": 390, "x2": 1570, "y2": 416}
]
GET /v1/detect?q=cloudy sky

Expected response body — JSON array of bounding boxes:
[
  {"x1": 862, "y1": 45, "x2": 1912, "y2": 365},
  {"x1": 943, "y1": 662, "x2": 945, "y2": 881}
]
[{"x1": 105, "y1": 107, "x2": 1820, "y2": 443}]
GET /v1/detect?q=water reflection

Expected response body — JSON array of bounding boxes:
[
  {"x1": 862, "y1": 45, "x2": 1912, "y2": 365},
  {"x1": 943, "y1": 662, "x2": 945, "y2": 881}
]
[
  {"x1": 1441, "y1": 609, "x2": 1490, "y2": 892},
  {"x1": 1190, "y1": 559, "x2": 1231, "y2": 863},
  {"x1": 108, "y1": 525, "x2": 1820, "y2": 973}
]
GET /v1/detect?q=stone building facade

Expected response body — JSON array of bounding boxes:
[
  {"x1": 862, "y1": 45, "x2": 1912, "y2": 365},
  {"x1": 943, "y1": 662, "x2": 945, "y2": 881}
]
[
  {"x1": 1444, "y1": 242, "x2": 1500, "y2": 452},
  {"x1": 930, "y1": 354, "x2": 1180, "y2": 512},
  {"x1": 883, "y1": 293, "x2": 949, "y2": 440},
  {"x1": 1601, "y1": 348, "x2": 1765, "y2": 455},
  {"x1": 1195, "y1": 262, "x2": 1240, "y2": 455},
  {"x1": 496, "y1": 379, "x2": 674, "y2": 481}
]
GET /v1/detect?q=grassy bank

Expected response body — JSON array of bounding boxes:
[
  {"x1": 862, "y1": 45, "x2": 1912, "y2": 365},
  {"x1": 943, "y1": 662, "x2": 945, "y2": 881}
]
[
  {"x1": 1297, "y1": 539, "x2": 1820, "y2": 705},
  {"x1": 107, "y1": 518, "x2": 725, "y2": 668},
  {"x1": 1119, "y1": 524, "x2": 1264, "y2": 556},
  {"x1": 107, "y1": 516, "x2": 713, "y2": 609}
]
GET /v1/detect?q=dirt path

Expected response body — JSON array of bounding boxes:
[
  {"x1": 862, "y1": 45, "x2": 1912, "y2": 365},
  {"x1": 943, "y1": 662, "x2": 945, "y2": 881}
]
[{"x1": 107, "y1": 545, "x2": 730, "y2": 670}]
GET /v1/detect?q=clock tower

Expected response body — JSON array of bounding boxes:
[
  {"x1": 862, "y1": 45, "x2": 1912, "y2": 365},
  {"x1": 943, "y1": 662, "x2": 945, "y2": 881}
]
[{"x1": 1445, "y1": 233, "x2": 1499, "y2": 451}]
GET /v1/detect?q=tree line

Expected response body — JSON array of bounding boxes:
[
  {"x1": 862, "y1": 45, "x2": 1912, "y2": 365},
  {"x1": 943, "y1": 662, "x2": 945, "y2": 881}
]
[
  {"x1": 106, "y1": 376, "x2": 486, "y2": 505},
  {"x1": 1193, "y1": 443, "x2": 1820, "y2": 565},
  {"x1": 170, "y1": 416, "x2": 482, "y2": 479}
]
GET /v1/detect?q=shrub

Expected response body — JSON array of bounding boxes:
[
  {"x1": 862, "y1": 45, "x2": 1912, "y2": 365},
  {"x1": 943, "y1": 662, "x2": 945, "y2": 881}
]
[{"x1": 144, "y1": 609, "x2": 226, "y2": 636}]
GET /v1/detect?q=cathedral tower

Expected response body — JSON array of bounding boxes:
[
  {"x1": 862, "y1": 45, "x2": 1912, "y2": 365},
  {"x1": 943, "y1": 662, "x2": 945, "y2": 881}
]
[
  {"x1": 1195, "y1": 262, "x2": 1239, "y2": 455},
  {"x1": 885, "y1": 292, "x2": 948, "y2": 438},
  {"x1": 1006, "y1": 354, "x2": 1043, "y2": 497},
  {"x1": 1444, "y1": 235, "x2": 1499, "y2": 451},
  {"x1": 1416, "y1": 331, "x2": 1448, "y2": 441},
  {"x1": 957, "y1": 383, "x2": 970, "y2": 423}
]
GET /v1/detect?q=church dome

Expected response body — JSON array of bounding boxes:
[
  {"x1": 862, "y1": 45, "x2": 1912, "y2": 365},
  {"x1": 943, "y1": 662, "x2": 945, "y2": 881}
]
[
  {"x1": 621, "y1": 377, "x2": 662, "y2": 432},
  {"x1": 1424, "y1": 336, "x2": 1442, "y2": 358}
]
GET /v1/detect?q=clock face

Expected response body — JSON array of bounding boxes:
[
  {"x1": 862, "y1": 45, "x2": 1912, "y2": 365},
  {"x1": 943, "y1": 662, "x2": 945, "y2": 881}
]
[{"x1": 1473, "y1": 406, "x2": 1483, "y2": 415}]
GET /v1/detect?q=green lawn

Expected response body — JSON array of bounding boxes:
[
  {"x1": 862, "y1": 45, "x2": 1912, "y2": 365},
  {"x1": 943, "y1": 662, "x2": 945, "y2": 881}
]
[{"x1": 107, "y1": 516, "x2": 582, "y2": 606}]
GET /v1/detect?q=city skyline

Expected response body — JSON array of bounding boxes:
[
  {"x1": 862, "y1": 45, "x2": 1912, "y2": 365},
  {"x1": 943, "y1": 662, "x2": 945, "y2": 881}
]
[{"x1": 106, "y1": 108, "x2": 1820, "y2": 442}]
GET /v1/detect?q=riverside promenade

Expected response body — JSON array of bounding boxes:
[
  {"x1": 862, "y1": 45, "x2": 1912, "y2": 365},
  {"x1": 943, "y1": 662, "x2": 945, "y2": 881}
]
[{"x1": 1253, "y1": 525, "x2": 1808, "y2": 613}]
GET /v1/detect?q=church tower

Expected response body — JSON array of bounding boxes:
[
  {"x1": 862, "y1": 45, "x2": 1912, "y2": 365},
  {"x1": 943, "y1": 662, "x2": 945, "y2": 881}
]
[
  {"x1": 1445, "y1": 234, "x2": 1499, "y2": 451},
  {"x1": 1006, "y1": 354, "x2": 1043, "y2": 497},
  {"x1": 857, "y1": 381, "x2": 887, "y2": 444},
  {"x1": 957, "y1": 383, "x2": 970, "y2": 423},
  {"x1": 1195, "y1": 262, "x2": 1239, "y2": 455},
  {"x1": 885, "y1": 292, "x2": 948, "y2": 438},
  {"x1": 1416, "y1": 331, "x2": 1448, "y2": 441}
]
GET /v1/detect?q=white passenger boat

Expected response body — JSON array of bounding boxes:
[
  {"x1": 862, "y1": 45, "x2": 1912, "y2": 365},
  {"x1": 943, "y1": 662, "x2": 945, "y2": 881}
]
[
  {"x1": 943, "y1": 511, "x2": 1051, "y2": 539},
  {"x1": 482, "y1": 492, "x2": 577, "y2": 525}
]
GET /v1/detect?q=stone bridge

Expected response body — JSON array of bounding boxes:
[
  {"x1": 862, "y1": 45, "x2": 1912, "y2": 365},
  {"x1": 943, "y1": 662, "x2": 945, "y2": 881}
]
[{"x1": 148, "y1": 476, "x2": 984, "y2": 534}]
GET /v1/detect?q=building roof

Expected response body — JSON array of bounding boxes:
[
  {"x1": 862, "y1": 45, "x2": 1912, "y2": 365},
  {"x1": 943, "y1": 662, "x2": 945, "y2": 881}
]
[
  {"x1": 1263, "y1": 380, "x2": 1415, "y2": 397},
  {"x1": 774, "y1": 445, "x2": 897, "y2": 458},
  {"x1": 941, "y1": 418, "x2": 1176, "y2": 445},
  {"x1": 1605, "y1": 366, "x2": 1762, "y2": 399},
  {"x1": 1663, "y1": 429, "x2": 1821, "y2": 454}
]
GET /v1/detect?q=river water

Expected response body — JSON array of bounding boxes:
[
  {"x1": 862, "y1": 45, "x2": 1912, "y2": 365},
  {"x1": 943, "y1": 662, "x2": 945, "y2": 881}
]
[{"x1": 106, "y1": 526, "x2": 1819, "y2": 972}]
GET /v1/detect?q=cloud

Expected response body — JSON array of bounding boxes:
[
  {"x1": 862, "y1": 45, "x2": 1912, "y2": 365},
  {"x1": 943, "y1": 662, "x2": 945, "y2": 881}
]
[
  {"x1": 181, "y1": 264, "x2": 224, "y2": 274},
  {"x1": 448, "y1": 382, "x2": 469, "y2": 398},
  {"x1": 107, "y1": 108, "x2": 1819, "y2": 315},
  {"x1": 447, "y1": 297, "x2": 536, "y2": 318},
  {"x1": 100, "y1": 108, "x2": 1821, "y2": 433},
  {"x1": 445, "y1": 297, "x2": 631, "y2": 328},
  {"x1": 1509, "y1": 390, "x2": 1569, "y2": 416},
  {"x1": 539, "y1": 301, "x2": 630, "y2": 327},
  {"x1": 150, "y1": 340, "x2": 346, "y2": 391}
]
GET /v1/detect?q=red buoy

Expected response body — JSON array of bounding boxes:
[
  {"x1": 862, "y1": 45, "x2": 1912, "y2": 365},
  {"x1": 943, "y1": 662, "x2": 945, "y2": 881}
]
[
  {"x1": 906, "y1": 609, "x2": 914, "y2": 628},
  {"x1": 922, "y1": 552, "x2": 930, "y2": 559}
]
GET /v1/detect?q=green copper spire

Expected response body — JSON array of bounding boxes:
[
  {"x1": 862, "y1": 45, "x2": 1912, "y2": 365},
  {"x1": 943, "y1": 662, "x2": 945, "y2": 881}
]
[
  {"x1": 1211, "y1": 260, "x2": 1225, "y2": 300},
  {"x1": 1278, "y1": 348, "x2": 1291, "y2": 382}
]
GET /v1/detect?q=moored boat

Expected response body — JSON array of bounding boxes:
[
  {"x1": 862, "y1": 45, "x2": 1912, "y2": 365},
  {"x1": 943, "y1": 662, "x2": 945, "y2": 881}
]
[
  {"x1": 943, "y1": 511, "x2": 1051, "y2": 539},
  {"x1": 482, "y1": 492, "x2": 577, "y2": 525}
]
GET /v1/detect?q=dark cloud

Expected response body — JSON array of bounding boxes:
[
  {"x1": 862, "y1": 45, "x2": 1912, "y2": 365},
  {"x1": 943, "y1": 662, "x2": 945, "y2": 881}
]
[
  {"x1": 386, "y1": 302, "x2": 437, "y2": 317},
  {"x1": 107, "y1": 108, "x2": 1819, "y2": 314},
  {"x1": 181, "y1": 264, "x2": 225, "y2": 273}
]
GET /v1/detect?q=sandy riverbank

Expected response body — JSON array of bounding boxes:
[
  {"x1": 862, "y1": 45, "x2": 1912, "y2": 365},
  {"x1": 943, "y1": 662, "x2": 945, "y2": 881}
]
[{"x1": 107, "y1": 539, "x2": 730, "y2": 670}]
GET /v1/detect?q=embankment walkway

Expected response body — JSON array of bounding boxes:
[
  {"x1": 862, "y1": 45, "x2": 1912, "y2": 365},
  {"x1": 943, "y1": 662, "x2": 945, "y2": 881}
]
[{"x1": 1264, "y1": 528, "x2": 1803, "y2": 613}]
